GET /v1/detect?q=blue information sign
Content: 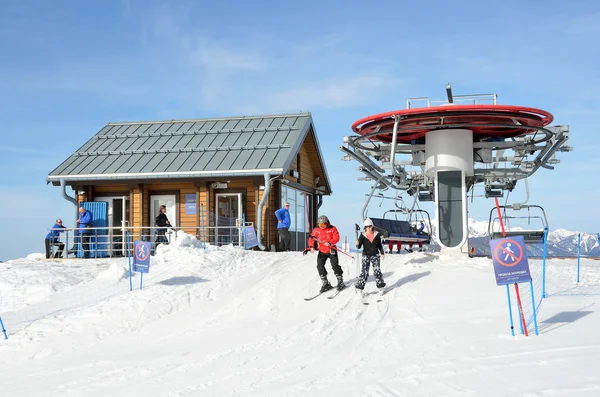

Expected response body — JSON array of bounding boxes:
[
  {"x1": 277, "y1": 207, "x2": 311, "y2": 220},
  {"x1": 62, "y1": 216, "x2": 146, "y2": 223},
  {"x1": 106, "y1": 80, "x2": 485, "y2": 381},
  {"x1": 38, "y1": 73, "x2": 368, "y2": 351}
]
[
  {"x1": 244, "y1": 226, "x2": 258, "y2": 249},
  {"x1": 489, "y1": 235, "x2": 531, "y2": 285},
  {"x1": 133, "y1": 240, "x2": 151, "y2": 273},
  {"x1": 184, "y1": 194, "x2": 196, "y2": 214}
]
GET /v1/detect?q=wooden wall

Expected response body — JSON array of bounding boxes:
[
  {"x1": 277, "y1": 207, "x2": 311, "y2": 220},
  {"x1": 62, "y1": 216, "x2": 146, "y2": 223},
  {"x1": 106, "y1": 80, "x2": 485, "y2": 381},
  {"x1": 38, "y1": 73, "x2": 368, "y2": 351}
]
[{"x1": 75, "y1": 126, "x2": 331, "y2": 251}]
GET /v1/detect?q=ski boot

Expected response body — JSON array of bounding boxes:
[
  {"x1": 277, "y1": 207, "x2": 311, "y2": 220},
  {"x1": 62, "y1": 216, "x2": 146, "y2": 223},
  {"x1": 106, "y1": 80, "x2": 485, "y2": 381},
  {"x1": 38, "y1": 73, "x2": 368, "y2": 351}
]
[
  {"x1": 320, "y1": 277, "x2": 333, "y2": 293},
  {"x1": 335, "y1": 274, "x2": 346, "y2": 291},
  {"x1": 354, "y1": 285, "x2": 365, "y2": 299}
]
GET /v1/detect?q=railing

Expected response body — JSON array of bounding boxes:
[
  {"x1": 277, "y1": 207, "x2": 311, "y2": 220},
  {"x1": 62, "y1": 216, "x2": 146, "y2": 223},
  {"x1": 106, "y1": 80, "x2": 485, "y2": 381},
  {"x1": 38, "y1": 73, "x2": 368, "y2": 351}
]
[{"x1": 46, "y1": 222, "x2": 255, "y2": 258}]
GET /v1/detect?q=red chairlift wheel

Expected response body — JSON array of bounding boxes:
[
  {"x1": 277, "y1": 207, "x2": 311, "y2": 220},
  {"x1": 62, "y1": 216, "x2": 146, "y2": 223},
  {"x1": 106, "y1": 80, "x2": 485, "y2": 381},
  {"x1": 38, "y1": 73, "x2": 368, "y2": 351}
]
[{"x1": 352, "y1": 104, "x2": 554, "y2": 143}]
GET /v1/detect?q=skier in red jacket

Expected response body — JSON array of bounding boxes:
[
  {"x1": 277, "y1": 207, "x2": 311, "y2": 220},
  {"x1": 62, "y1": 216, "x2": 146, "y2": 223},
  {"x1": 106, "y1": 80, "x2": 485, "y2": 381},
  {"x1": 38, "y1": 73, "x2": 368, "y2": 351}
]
[{"x1": 308, "y1": 215, "x2": 345, "y2": 292}]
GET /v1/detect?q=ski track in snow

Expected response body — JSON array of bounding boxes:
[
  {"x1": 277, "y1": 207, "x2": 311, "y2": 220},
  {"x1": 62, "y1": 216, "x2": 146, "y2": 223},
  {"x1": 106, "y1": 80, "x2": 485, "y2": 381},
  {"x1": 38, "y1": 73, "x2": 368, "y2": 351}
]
[{"x1": 1, "y1": 242, "x2": 600, "y2": 396}]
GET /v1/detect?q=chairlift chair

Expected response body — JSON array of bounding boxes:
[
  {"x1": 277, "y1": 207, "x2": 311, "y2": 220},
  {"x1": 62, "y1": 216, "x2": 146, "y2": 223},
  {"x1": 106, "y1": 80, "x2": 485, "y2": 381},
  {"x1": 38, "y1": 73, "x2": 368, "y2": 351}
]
[
  {"x1": 488, "y1": 204, "x2": 548, "y2": 243},
  {"x1": 368, "y1": 209, "x2": 432, "y2": 245}
]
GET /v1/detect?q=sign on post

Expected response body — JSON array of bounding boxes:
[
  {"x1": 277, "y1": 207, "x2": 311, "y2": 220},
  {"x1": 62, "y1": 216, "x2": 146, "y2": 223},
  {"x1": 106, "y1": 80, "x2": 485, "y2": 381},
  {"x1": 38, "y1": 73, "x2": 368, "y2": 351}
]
[
  {"x1": 244, "y1": 226, "x2": 258, "y2": 249},
  {"x1": 133, "y1": 240, "x2": 151, "y2": 274},
  {"x1": 490, "y1": 235, "x2": 531, "y2": 285}
]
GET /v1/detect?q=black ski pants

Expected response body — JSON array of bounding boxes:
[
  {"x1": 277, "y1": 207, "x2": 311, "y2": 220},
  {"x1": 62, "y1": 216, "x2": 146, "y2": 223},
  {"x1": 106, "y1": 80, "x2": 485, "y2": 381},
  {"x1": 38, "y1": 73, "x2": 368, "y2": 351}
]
[
  {"x1": 277, "y1": 228, "x2": 291, "y2": 251},
  {"x1": 79, "y1": 233, "x2": 91, "y2": 258},
  {"x1": 316, "y1": 250, "x2": 342, "y2": 278},
  {"x1": 45, "y1": 239, "x2": 64, "y2": 259}
]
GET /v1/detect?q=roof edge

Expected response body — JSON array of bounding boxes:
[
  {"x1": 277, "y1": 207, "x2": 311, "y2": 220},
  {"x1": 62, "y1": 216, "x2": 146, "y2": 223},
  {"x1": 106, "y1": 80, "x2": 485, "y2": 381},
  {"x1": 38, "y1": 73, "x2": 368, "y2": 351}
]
[
  {"x1": 105, "y1": 112, "x2": 312, "y2": 126},
  {"x1": 279, "y1": 115, "x2": 333, "y2": 195},
  {"x1": 47, "y1": 168, "x2": 284, "y2": 182}
]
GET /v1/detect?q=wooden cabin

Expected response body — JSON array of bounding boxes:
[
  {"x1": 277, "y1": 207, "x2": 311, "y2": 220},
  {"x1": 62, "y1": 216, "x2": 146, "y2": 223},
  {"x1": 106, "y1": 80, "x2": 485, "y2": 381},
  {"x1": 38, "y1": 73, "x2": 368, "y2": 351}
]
[{"x1": 46, "y1": 112, "x2": 332, "y2": 253}]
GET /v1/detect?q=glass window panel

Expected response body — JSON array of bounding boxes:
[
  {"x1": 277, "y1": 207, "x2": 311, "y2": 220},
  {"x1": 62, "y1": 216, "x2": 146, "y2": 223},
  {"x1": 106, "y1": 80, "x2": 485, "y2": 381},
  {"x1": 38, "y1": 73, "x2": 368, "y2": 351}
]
[
  {"x1": 281, "y1": 186, "x2": 287, "y2": 207},
  {"x1": 297, "y1": 192, "x2": 305, "y2": 232},
  {"x1": 288, "y1": 191, "x2": 296, "y2": 232}
]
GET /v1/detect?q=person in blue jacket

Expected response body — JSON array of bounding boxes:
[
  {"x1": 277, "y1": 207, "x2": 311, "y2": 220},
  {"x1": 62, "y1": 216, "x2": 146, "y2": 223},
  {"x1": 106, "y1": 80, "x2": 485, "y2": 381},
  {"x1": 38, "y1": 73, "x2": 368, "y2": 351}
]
[
  {"x1": 275, "y1": 201, "x2": 291, "y2": 251},
  {"x1": 77, "y1": 206, "x2": 93, "y2": 258},
  {"x1": 45, "y1": 219, "x2": 67, "y2": 258},
  {"x1": 408, "y1": 221, "x2": 426, "y2": 252}
]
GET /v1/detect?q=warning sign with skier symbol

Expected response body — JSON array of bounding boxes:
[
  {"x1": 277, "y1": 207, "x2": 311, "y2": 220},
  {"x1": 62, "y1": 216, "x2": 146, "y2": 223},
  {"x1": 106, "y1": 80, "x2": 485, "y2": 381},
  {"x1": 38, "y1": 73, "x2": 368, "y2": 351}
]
[{"x1": 489, "y1": 235, "x2": 531, "y2": 286}]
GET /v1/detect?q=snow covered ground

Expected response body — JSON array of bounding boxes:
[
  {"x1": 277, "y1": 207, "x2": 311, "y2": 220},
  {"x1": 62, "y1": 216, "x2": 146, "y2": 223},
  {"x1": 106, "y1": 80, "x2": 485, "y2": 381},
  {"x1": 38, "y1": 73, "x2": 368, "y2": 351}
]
[{"x1": 1, "y1": 232, "x2": 599, "y2": 396}]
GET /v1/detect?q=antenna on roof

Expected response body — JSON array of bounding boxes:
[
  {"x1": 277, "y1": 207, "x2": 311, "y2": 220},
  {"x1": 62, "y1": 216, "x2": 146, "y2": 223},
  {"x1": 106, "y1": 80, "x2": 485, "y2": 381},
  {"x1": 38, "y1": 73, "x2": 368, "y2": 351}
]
[{"x1": 446, "y1": 83, "x2": 454, "y2": 104}]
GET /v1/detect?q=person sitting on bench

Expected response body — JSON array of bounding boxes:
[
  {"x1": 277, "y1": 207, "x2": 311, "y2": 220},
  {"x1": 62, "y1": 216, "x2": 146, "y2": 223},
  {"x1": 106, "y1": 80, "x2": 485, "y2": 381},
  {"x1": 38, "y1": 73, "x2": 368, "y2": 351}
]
[
  {"x1": 407, "y1": 222, "x2": 426, "y2": 252},
  {"x1": 45, "y1": 219, "x2": 67, "y2": 258}
]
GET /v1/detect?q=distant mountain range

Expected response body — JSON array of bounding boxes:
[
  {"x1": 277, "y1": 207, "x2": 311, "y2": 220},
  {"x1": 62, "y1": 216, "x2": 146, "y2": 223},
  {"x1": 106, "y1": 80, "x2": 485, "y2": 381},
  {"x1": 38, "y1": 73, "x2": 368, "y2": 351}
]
[{"x1": 433, "y1": 219, "x2": 600, "y2": 257}]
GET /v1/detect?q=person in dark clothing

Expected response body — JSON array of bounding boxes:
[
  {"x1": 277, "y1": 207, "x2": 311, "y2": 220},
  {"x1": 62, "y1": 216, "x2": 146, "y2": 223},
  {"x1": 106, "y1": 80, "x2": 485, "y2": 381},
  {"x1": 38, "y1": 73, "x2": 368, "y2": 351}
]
[
  {"x1": 77, "y1": 207, "x2": 93, "y2": 258},
  {"x1": 355, "y1": 218, "x2": 386, "y2": 293},
  {"x1": 45, "y1": 219, "x2": 67, "y2": 258},
  {"x1": 275, "y1": 202, "x2": 292, "y2": 251},
  {"x1": 155, "y1": 205, "x2": 171, "y2": 246}
]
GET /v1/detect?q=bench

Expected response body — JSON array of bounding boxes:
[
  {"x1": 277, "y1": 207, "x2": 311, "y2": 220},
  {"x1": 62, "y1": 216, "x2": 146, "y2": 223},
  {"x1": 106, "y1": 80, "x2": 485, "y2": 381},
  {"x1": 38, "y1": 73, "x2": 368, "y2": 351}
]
[{"x1": 369, "y1": 217, "x2": 430, "y2": 244}]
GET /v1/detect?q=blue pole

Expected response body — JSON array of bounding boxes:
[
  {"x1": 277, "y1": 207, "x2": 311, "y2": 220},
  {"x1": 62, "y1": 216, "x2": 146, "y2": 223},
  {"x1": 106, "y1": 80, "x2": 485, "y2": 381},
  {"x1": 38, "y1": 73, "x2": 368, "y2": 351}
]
[
  {"x1": 201, "y1": 204, "x2": 206, "y2": 249},
  {"x1": 243, "y1": 213, "x2": 247, "y2": 250},
  {"x1": 517, "y1": 305, "x2": 525, "y2": 335},
  {"x1": 529, "y1": 280, "x2": 539, "y2": 335},
  {"x1": 505, "y1": 284, "x2": 515, "y2": 336},
  {"x1": 542, "y1": 229, "x2": 548, "y2": 298},
  {"x1": 140, "y1": 272, "x2": 143, "y2": 290},
  {"x1": 577, "y1": 233, "x2": 581, "y2": 283},
  {"x1": 0, "y1": 316, "x2": 7, "y2": 340},
  {"x1": 127, "y1": 232, "x2": 132, "y2": 292}
]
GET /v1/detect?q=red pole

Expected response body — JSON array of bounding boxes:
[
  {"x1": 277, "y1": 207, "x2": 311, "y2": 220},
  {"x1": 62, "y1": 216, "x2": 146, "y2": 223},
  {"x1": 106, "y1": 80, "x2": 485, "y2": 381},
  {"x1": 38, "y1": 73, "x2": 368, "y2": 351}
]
[
  {"x1": 494, "y1": 197, "x2": 506, "y2": 238},
  {"x1": 308, "y1": 235, "x2": 355, "y2": 259},
  {"x1": 514, "y1": 282, "x2": 529, "y2": 336}
]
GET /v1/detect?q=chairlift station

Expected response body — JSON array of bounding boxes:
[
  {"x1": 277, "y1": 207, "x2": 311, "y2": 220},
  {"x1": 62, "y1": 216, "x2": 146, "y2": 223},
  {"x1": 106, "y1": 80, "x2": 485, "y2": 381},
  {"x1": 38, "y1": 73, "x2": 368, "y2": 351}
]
[{"x1": 340, "y1": 85, "x2": 572, "y2": 253}]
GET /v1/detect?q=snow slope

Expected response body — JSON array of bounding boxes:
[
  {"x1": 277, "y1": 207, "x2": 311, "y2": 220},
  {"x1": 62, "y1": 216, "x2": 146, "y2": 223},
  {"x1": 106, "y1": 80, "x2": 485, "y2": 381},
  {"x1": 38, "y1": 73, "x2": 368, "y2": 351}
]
[{"x1": 1, "y1": 233, "x2": 599, "y2": 396}]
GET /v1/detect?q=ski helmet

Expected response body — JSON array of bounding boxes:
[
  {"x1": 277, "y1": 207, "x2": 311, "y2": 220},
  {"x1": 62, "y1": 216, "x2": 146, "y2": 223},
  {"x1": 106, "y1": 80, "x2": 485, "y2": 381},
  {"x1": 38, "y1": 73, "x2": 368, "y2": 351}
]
[
  {"x1": 317, "y1": 215, "x2": 329, "y2": 225},
  {"x1": 363, "y1": 218, "x2": 373, "y2": 227}
]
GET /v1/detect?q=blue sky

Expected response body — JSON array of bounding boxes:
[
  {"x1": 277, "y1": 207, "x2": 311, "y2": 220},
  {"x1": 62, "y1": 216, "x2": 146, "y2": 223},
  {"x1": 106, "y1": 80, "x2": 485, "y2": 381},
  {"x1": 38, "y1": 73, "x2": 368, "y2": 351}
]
[{"x1": 1, "y1": 0, "x2": 599, "y2": 260}]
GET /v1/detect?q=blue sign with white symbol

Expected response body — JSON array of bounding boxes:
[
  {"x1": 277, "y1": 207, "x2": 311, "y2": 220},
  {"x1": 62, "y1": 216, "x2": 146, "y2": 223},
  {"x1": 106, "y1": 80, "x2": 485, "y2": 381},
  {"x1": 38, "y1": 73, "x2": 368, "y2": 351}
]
[
  {"x1": 133, "y1": 240, "x2": 151, "y2": 273},
  {"x1": 489, "y1": 235, "x2": 530, "y2": 285},
  {"x1": 244, "y1": 226, "x2": 258, "y2": 249}
]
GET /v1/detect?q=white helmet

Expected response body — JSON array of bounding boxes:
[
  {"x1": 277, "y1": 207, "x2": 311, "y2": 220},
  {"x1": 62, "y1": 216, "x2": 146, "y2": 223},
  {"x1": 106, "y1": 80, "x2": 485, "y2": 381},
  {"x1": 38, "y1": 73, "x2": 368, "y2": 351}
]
[{"x1": 363, "y1": 218, "x2": 373, "y2": 227}]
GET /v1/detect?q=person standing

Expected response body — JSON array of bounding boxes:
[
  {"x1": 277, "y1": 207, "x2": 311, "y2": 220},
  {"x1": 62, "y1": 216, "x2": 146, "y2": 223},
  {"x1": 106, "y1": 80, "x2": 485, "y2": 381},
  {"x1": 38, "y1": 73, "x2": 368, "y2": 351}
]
[
  {"x1": 355, "y1": 218, "x2": 386, "y2": 295},
  {"x1": 155, "y1": 205, "x2": 172, "y2": 247},
  {"x1": 45, "y1": 219, "x2": 67, "y2": 258},
  {"x1": 308, "y1": 215, "x2": 345, "y2": 292},
  {"x1": 77, "y1": 206, "x2": 93, "y2": 258},
  {"x1": 275, "y1": 201, "x2": 291, "y2": 251}
]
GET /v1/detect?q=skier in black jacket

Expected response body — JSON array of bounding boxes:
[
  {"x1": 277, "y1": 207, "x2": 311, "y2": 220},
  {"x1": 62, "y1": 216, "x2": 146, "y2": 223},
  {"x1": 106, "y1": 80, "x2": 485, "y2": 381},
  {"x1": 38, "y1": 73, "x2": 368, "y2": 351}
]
[{"x1": 355, "y1": 218, "x2": 386, "y2": 293}]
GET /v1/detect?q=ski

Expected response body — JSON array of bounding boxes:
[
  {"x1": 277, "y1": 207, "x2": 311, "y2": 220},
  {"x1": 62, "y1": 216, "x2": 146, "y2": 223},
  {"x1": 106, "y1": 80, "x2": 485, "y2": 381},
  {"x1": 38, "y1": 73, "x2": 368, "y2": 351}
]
[
  {"x1": 376, "y1": 289, "x2": 386, "y2": 302},
  {"x1": 327, "y1": 284, "x2": 347, "y2": 299},
  {"x1": 304, "y1": 291, "x2": 327, "y2": 301},
  {"x1": 304, "y1": 286, "x2": 335, "y2": 301}
]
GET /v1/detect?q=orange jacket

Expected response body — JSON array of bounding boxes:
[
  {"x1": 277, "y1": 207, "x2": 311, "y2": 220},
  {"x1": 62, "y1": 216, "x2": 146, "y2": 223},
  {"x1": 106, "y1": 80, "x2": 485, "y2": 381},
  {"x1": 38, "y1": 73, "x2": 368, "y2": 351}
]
[{"x1": 308, "y1": 225, "x2": 340, "y2": 254}]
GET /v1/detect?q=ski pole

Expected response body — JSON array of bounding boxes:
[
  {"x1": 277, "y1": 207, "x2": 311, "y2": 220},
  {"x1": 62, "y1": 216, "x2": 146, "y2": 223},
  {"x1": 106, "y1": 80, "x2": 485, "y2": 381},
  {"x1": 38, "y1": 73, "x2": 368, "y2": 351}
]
[{"x1": 308, "y1": 235, "x2": 354, "y2": 259}]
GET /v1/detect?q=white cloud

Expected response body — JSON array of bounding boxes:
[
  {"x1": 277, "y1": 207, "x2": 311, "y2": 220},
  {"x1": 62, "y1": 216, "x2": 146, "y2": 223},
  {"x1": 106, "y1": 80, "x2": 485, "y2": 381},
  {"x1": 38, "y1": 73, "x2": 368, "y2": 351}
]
[{"x1": 267, "y1": 74, "x2": 401, "y2": 111}]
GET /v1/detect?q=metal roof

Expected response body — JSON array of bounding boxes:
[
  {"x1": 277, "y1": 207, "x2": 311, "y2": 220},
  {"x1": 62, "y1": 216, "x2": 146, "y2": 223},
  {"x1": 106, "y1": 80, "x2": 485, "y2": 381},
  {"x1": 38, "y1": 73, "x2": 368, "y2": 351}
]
[{"x1": 47, "y1": 113, "x2": 332, "y2": 190}]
